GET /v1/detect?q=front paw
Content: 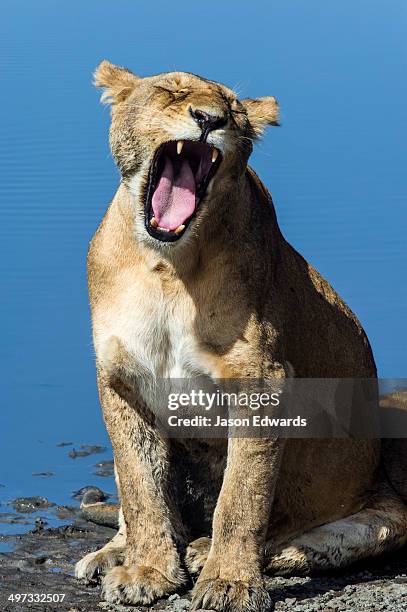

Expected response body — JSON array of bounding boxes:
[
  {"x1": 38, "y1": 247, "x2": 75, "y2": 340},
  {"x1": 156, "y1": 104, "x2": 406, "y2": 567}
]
[
  {"x1": 75, "y1": 547, "x2": 125, "y2": 581},
  {"x1": 191, "y1": 578, "x2": 271, "y2": 612},
  {"x1": 102, "y1": 565, "x2": 185, "y2": 605}
]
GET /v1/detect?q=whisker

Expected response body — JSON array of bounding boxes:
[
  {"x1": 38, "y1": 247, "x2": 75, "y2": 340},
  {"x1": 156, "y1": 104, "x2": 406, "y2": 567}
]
[{"x1": 231, "y1": 81, "x2": 245, "y2": 98}]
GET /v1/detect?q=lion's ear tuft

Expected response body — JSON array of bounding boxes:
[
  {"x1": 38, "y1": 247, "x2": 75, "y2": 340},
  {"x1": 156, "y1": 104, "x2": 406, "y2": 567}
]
[
  {"x1": 241, "y1": 96, "x2": 280, "y2": 137},
  {"x1": 93, "y1": 60, "x2": 139, "y2": 105}
]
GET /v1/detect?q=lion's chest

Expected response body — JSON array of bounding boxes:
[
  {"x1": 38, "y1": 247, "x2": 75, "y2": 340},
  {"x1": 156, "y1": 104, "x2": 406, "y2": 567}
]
[{"x1": 95, "y1": 278, "x2": 208, "y2": 382}]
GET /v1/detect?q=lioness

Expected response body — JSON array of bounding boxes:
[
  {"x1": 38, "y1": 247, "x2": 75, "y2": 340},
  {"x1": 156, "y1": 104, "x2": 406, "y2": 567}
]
[{"x1": 76, "y1": 61, "x2": 407, "y2": 611}]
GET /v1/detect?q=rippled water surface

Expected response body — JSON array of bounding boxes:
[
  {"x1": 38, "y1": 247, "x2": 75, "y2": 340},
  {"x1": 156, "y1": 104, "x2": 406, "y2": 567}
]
[{"x1": 1, "y1": 1, "x2": 406, "y2": 528}]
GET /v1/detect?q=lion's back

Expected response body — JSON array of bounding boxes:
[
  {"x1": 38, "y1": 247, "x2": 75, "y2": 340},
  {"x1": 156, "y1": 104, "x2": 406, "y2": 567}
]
[{"x1": 278, "y1": 240, "x2": 377, "y2": 378}]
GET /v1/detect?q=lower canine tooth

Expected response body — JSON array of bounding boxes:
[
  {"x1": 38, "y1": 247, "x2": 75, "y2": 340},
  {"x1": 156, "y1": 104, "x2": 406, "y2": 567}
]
[
  {"x1": 175, "y1": 224, "x2": 185, "y2": 234},
  {"x1": 150, "y1": 217, "x2": 158, "y2": 228},
  {"x1": 177, "y1": 140, "x2": 184, "y2": 155},
  {"x1": 211, "y1": 148, "x2": 219, "y2": 163}
]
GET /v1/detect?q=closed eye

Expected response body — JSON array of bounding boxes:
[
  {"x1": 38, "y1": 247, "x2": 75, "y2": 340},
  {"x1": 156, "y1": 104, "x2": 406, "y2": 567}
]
[
  {"x1": 153, "y1": 86, "x2": 173, "y2": 94},
  {"x1": 153, "y1": 86, "x2": 190, "y2": 99}
]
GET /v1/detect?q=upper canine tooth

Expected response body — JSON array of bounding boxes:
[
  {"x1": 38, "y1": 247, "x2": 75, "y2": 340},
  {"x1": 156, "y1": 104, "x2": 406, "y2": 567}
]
[
  {"x1": 177, "y1": 140, "x2": 184, "y2": 155},
  {"x1": 175, "y1": 224, "x2": 185, "y2": 234},
  {"x1": 211, "y1": 148, "x2": 219, "y2": 163},
  {"x1": 150, "y1": 217, "x2": 158, "y2": 228}
]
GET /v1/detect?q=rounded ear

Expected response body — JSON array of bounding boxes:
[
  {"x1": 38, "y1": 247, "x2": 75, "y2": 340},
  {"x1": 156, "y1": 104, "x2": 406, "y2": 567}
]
[
  {"x1": 241, "y1": 96, "x2": 280, "y2": 137},
  {"x1": 93, "y1": 60, "x2": 139, "y2": 105}
]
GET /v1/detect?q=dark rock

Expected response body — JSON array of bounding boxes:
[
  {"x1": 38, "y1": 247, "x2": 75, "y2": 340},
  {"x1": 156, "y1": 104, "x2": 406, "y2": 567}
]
[
  {"x1": 72, "y1": 486, "x2": 109, "y2": 504},
  {"x1": 80, "y1": 444, "x2": 107, "y2": 454},
  {"x1": 34, "y1": 556, "x2": 47, "y2": 565},
  {"x1": 69, "y1": 445, "x2": 107, "y2": 459},
  {"x1": 94, "y1": 459, "x2": 114, "y2": 477},
  {"x1": 34, "y1": 517, "x2": 47, "y2": 531},
  {"x1": 94, "y1": 460, "x2": 114, "y2": 469},
  {"x1": 95, "y1": 469, "x2": 114, "y2": 477},
  {"x1": 69, "y1": 448, "x2": 90, "y2": 458},
  {"x1": 10, "y1": 496, "x2": 56, "y2": 513}
]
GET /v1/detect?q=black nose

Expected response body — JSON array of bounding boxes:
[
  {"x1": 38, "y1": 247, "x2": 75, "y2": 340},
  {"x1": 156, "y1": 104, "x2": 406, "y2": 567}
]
[{"x1": 189, "y1": 107, "x2": 227, "y2": 141}]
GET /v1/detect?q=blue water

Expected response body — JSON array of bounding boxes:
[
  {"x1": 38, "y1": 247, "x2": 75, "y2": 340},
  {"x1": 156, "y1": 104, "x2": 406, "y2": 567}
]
[{"x1": 0, "y1": 0, "x2": 406, "y2": 532}]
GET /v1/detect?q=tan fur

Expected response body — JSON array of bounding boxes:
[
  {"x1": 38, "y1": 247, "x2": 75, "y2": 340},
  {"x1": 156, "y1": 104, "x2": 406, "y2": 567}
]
[{"x1": 75, "y1": 62, "x2": 407, "y2": 611}]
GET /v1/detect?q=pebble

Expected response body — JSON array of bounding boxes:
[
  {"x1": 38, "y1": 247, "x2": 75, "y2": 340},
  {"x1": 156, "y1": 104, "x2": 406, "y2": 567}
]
[{"x1": 171, "y1": 598, "x2": 190, "y2": 611}]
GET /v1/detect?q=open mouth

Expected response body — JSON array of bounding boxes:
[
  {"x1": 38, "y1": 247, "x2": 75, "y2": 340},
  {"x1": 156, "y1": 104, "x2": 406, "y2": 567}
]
[{"x1": 144, "y1": 140, "x2": 222, "y2": 242}]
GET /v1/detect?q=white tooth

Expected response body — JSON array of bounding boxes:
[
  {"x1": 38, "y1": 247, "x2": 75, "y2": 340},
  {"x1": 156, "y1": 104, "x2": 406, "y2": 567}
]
[
  {"x1": 158, "y1": 226, "x2": 170, "y2": 232},
  {"x1": 174, "y1": 224, "x2": 185, "y2": 234},
  {"x1": 150, "y1": 217, "x2": 158, "y2": 228},
  {"x1": 177, "y1": 140, "x2": 184, "y2": 155},
  {"x1": 211, "y1": 148, "x2": 219, "y2": 163}
]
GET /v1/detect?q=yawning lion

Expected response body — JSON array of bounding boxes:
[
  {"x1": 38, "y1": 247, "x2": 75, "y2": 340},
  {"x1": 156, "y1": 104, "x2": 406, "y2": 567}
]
[{"x1": 75, "y1": 62, "x2": 407, "y2": 611}]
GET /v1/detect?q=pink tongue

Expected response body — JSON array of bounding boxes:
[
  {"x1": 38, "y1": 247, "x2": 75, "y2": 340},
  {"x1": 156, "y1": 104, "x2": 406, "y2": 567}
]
[{"x1": 151, "y1": 156, "x2": 196, "y2": 230}]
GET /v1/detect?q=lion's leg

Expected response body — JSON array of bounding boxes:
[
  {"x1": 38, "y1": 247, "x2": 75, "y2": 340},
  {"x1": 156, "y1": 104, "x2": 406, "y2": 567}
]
[
  {"x1": 76, "y1": 506, "x2": 127, "y2": 580},
  {"x1": 76, "y1": 463, "x2": 126, "y2": 580},
  {"x1": 95, "y1": 374, "x2": 188, "y2": 606},
  {"x1": 265, "y1": 494, "x2": 407, "y2": 575},
  {"x1": 191, "y1": 438, "x2": 285, "y2": 612}
]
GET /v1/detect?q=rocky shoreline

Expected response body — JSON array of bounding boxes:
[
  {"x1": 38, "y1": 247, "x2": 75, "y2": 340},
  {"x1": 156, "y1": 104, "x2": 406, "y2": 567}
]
[{"x1": 0, "y1": 499, "x2": 406, "y2": 611}]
